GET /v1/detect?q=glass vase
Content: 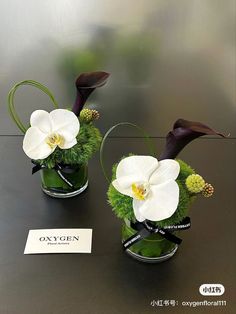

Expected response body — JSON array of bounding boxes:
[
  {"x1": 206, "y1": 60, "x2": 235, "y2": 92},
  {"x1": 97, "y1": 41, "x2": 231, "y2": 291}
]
[
  {"x1": 40, "y1": 163, "x2": 88, "y2": 198},
  {"x1": 122, "y1": 219, "x2": 178, "y2": 263}
]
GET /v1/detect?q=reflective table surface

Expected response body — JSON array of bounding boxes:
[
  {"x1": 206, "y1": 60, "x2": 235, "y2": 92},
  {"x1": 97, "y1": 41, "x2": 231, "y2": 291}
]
[{"x1": 0, "y1": 136, "x2": 235, "y2": 314}]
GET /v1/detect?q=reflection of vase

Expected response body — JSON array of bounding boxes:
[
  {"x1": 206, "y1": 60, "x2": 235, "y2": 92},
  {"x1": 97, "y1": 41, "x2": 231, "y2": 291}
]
[
  {"x1": 40, "y1": 164, "x2": 88, "y2": 198},
  {"x1": 122, "y1": 219, "x2": 178, "y2": 263}
]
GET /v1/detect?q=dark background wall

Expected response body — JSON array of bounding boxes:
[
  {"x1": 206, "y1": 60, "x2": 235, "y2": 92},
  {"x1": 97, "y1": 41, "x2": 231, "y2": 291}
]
[{"x1": 0, "y1": 0, "x2": 235, "y2": 137}]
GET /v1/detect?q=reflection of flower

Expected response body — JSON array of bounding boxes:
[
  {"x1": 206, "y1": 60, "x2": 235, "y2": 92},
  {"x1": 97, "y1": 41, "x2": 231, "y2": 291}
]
[
  {"x1": 112, "y1": 155, "x2": 180, "y2": 222},
  {"x1": 23, "y1": 109, "x2": 80, "y2": 160}
]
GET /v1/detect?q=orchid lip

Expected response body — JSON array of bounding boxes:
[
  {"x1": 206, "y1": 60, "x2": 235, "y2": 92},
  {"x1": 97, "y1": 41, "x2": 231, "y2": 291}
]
[
  {"x1": 131, "y1": 182, "x2": 150, "y2": 201},
  {"x1": 46, "y1": 133, "x2": 64, "y2": 148}
]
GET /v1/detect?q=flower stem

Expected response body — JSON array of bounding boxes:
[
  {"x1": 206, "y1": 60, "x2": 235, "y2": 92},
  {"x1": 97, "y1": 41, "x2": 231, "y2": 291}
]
[{"x1": 8, "y1": 80, "x2": 59, "y2": 134}]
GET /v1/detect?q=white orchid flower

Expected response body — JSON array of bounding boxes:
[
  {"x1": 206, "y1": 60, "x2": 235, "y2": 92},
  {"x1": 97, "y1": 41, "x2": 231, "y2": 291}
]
[
  {"x1": 112, "y1": 155, "x2": 180, "y2": 222},
  {"x1": 23, "y1": 109, "x2": 80, "y2": 160}
]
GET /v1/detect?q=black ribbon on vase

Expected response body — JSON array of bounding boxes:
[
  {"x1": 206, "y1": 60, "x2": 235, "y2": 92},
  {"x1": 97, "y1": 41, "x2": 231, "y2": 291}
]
[
  {"x1": 123, "y1": 217, "x2": 191, "y2": 250},
  {"x1": 31, "y1": 161, "x2": 77, "y2": 191}
]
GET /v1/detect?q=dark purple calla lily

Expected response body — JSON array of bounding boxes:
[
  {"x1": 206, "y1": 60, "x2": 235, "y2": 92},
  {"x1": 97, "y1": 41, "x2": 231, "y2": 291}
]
[
  {"x1": 72, "y1": 71, "x2": 110, "y2": 115},
  {"x1": 160, "y1": 119, "x2": 227, "y2": 160}
]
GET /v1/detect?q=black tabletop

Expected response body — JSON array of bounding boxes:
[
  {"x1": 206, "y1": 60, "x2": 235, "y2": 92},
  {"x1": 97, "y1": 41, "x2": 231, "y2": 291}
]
[{"x1": 0, "y1": 136, "x2": 235, "y2": 314}]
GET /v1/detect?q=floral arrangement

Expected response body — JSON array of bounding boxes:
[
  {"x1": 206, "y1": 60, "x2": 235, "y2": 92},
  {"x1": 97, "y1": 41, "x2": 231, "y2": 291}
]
[
  {"x1": 106, "y1": 119, "x2": 225, "y2": 260},
  {"x1": 8, "y1": 71, "x2": 109, "y2": 167},
  {"x1": 8, "y1": 72, "x2": 109, "y2": 196},
  {"x1": 108, "y1": 119, "x2": 224, "y2": 225}
]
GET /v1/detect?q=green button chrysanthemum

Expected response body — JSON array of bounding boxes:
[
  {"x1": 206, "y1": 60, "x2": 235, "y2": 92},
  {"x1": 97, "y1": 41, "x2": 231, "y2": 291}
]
[
  {"x1": 80, "y1": 108, "x2": 100, "y2": 122},
  {"x1": 185, "y1": 174, "x2": 205, "y2": 193},
  {"x1": 80, "y1": 108, "x2": 93, "y2": 122}
]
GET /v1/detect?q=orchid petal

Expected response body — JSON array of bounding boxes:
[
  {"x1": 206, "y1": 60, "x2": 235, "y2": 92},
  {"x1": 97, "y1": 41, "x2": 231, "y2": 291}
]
[
  {"x1": 59, "y1": 137, "x2": 77, "y2": 149},
  {"x1": 133, "y1": 180, "x2": 179, "y2": 222},
  {"x1": 132, "y1": 199, "x2": 146, "y2": 222},
  {"x1": 30, "y1": 110, "x2": 52, "y2": 134},
  {"x1": 112, "y1": 179, "x2": 134, "y2": 198},
  {"x1": 149, "y1": 159, "x2": 180, "y2": 185},
  {"x1": 50, "y1": 109, "x2": 80, "y2": 137},
  {"x1": 115, "y1": 174, "x2": 141, "y2": 189},
  {"x1": 23, "y1": 127, "x2": 53, "y2": 159},
  {"x1": 116, "y1": 156, "x2": 158, "y2": 183},
  {"x1": 60, "y1": 131, "x2": 75, "y2": 143},
  {"x1": 72, "y1": 71, "x2": 110, "y2": 115},
  {"x1": 160, "y1": 119, "x2": 226, "y2": 160}
]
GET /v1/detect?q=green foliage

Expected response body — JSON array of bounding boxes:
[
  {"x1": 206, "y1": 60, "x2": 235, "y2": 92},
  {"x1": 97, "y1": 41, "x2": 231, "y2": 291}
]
[
  {"x1": 35, "y1": 121, "x2": 102, "y2": 168},
  {"x1": 107, "y1": 158, "x2": 197, "y2": 227},
  {"x1": 176, "y1": 159, "x2": 195, "y2": 185}
]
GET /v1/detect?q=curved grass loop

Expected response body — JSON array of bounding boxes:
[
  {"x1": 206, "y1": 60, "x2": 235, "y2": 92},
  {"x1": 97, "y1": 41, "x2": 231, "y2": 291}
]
[
  {"x1": 8, "y1": 80, "x2": 59, "y2": 134},
  {"x1": 99, "y1": 122, "x2": 156, "y2": 183}
]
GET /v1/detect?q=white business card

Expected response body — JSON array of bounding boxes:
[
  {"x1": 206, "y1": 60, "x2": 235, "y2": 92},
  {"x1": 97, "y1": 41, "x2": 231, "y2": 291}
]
[{"x1": 24, "y1": 229, "x2": 92, "y2": 254}]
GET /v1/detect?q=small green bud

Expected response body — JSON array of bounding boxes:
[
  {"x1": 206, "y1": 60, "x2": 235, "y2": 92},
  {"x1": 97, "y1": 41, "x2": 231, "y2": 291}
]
[
  {"x1": 185, "y1": 174, "x2": 205, "y2": 193},
  {"x1": 80, "y1": 109, "x2": 93, "y2": 122}
]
